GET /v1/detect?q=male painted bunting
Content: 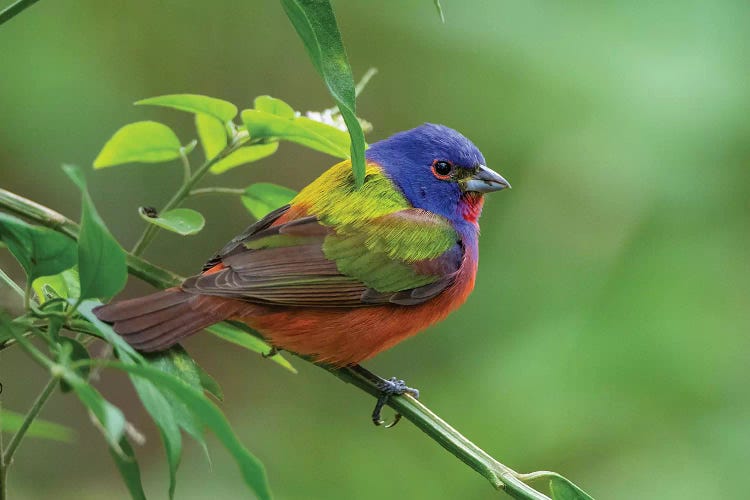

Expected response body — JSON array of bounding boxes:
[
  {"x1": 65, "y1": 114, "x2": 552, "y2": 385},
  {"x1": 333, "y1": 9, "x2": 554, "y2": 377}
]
[{"x1": 95, "y1": 124, "x2": 510, "y2": 423}]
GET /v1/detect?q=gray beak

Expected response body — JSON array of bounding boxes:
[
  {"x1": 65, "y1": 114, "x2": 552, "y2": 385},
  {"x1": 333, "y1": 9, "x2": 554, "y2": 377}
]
[{"x1": 463, "y1": 165, "x2": 511, "y2": 193}]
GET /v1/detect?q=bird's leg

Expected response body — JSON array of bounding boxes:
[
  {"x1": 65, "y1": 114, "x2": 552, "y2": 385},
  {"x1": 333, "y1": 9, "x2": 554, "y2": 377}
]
[
  {"x1": 372, "y1": 377, "x2": 420, "y2": 428},
  {"x1": 347, "y1": 365, "x2": 419, "y2": 428},
  {"x1": 262, "y1": 346, "x2": 282, "y2": 358}
]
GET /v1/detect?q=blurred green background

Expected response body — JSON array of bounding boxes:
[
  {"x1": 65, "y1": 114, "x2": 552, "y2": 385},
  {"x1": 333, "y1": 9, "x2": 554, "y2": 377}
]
[{"x1": 1, "y1": 0, "x2": 749, "y2": 498}]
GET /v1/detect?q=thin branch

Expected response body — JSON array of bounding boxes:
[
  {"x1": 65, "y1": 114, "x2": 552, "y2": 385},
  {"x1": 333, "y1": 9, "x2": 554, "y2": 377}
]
[
  {"x1": 2, "y1": 377, "x2": 58, "y2": 466},
  {"x1": 130, "y1": 132, "x2": 253, "y2": 256},
  {"x1": 0, "y1": 189, "x2": 557, "y2": 499},
  {"x1": 189, "y1": 187, "x2": 244, "y2": 197},
  {"x1": 0, "y1": 0, "x2": 40, "y2": 27}
]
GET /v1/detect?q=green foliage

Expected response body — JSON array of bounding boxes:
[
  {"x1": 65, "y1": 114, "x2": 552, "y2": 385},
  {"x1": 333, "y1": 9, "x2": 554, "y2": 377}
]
[
  {"x1": 63, "y1": 165, "x2": 127, "y2": 300},
  {"x1": 107, "y1": 361, "x2": 272, "y2": 500},
  {"x1": 241, "y1": 108, "x2": 350, "y2": 158},
  {"x1": 195, "y1": 113, "x2": 227, "y2": 160},
  {"x1": 209, "y1": 142, "x2": 279, "y2": 174},
  {"x1": 93, "y1": 121, "x2": 183, "y2": 168},
  {"x1": 241, "y1": 183, "x2": 297, "y2": 219},
  {"x1": 207, "y1": 322, "x2": 297, "y2": 373},
  {"x1": 0, "y1": 212, "x2": 76, "y2": 282},
  {"x1": 0, "y1": 409, "x2": 75, "y2": 443},
  {"x1": 135, "y1": 94, "x2": 238, "y2": 123},
  {"x1": 549, "y1": 474, "x2": 595, "y2": 500},
  {"x1": 254, "y1": 95, "x2": 296, "y2": 119},
  {"x1": 280, "y1": 0, "x2": 367, "y2": 185},
  {"x1": 138, "y1": 207, "x2": 205, "y2": 236},
  {"x1": 109, "y1": 437, "x2": 147, "y2": 500}
]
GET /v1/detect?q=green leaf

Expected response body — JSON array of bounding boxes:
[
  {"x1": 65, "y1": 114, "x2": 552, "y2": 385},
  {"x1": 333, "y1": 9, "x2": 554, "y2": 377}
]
[
  {"x1": 241, "y1": 109, "x2": 349, "y2": 158},
  {"x1": 93, "y1": 121, "x2": 182, "y2": 168},
  {"x1": 241, "y1": 183, "x2": 297, "y2": 220},
  {"x1": 106, "y1": 361, "x2": 272, "y2": 500},
  {"x1": 196, "y1": 364, "x2": 223, "y2": 401},
  {"x1": 146, "y1": 346, "x2": 208, "y2": 444},
  {"x1": 0, "y1": 409, "x2": 76, "y2": 443},
  {"x1": 138, "y1": 207, "x2": 205, "y2": 236},
  {"x1": 58, "y1": 337, "x2": 91, "y2": 393},
  {"x1": 68, "y1": 371, "x2": 126, "y2": 449},
  {"x1": 254, "y1": 95, "x2": 296, "y2": 119},
  {"x1": 109, "y1": 436, "x2": 147, "y2": 500},
  {"x1": 32, "y1": 267, "x2": 80, "y2": 303},
  {"x1": 136, "y1": 94, "x2": 238, "y2": 123},
  {"x1": 195, "y1": 114, "x2": 227, "y2": 161},
  {"x1": 210, "y1": 142, "x2": 279, "y2": 174},
  {"x1": 208, "y1": 322, "x2": 296, "y2": 374},
  {"x1": 129, "y1": 374, "x2": 182, "y2": 499},
  {"x1": 280, "y1": 0, "x2": 366, "y2": 185},
  {"x1": 0, "y1": 213, "x2": 77, "y2": 281},
  {"x1": 63, "y1": 165, "x2": 128, "y2": 300},
  {"x1": 549, "y1": 474, "x2": 595, "y2": 500}
]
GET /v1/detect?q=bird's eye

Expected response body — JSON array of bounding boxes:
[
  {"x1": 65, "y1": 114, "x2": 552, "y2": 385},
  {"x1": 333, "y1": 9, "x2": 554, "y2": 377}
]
[{"x1": 432, "y1": 160, "x2": 453, "y2": 179}]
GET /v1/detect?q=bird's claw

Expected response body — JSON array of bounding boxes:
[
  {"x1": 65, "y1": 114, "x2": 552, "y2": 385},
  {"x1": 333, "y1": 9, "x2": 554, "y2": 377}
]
[
  {"x1": 262, "y1": 346, "x2": 280, "y2": 358},
  {"x1": 372, "y1": 377, "x2": 419, "y2": 428}
]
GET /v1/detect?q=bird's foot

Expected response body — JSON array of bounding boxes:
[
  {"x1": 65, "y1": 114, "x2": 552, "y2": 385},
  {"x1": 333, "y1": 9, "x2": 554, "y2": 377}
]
[
  {"x1": 262, "y1": 346, "x2": 282, "y2": 358},
  {"x1": 372, "y1": 377, "x2": 420, "y2": 428}
]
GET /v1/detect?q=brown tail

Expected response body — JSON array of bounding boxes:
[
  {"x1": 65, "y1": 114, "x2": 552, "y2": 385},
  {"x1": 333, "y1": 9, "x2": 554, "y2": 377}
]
[{"x1": 93, "y1": 288, "x2": 239, "y2": 352}]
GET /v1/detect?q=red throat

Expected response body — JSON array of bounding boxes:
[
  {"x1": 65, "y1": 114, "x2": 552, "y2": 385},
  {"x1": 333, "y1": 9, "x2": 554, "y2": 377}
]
[{"x1": 460, "y1": 192, "x2": 485, "y2": 223}]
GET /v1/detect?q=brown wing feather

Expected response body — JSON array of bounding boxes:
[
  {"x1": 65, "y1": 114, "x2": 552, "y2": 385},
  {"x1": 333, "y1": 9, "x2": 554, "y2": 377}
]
[{"x1": 186, "y1": 209, "x2": 463, "y2": 307}]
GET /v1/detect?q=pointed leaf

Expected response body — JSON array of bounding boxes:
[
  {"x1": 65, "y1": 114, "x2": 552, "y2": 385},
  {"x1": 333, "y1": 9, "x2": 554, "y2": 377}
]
[
  {"x1": 58, "y1": 337, "x2": 91, "y2": 393},
  {"x1": 208, "y1": 322, "x2": 296, "y2": 373},
  {"x1": 32, "y1": 267, "x2": 80, "y2": 302},
  {"x1": 241, "y1": 109, "x2": 349, "y2": 158},
  {"x1": 138, "y1": 207, "x2": 205, "y2": 236},
  {"x1": 63, "y1": 165, "x2": 128, "y2": 300},
  {"x1": 280, "y1": 0, "x2": 366, "y2": 185},
  {"x1": 109, "y1": 436, "x2": 147, "y2": 500},
  {"x1": 129, "y1": 374, "x2": 182, "y2": 499},
  {"x1": 254, "y1": 95, "x2": 295, "y2": 119},
  {"x1": 0, "y1": 213, "x2": 77, "y2": 281},
  {"x1": 68, "y1": 372, "x2": 126, "y2": 449},
  {"x1": 549, "y1": 474, "x2": 595, "y2": 500},
  {"x1": 195, "y1": 114, "x2": 227, "y2": 161},
  {"x1": 209, "y1": 142, "x2": 279, "y2": 174},
  {"x1": 241, "y1": 183, "x2": 297, "y2": 220},
  {"x1": 1, "y1": 409, "x2": 76, "y2": 443},
  {"x1": 136, "y1": 94, "x2": 238, "y2": 123},
  {"x1": 106, "y1": 362, "x2": 272, "y2": 500},
  {"x1": 94, "y1": 121, "x2": 182, "y2": 168},
  {"x1": 146, "y1": 346, "x2": 208, "y2": 444}
]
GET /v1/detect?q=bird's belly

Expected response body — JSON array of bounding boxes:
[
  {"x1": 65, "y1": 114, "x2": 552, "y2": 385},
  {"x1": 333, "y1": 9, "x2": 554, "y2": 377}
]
[{"x1": 233, "y1": 264, "x2": 477, "y2": 367}]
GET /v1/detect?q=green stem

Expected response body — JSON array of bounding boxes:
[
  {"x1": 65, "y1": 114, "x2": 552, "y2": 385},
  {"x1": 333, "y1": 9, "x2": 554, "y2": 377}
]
[
  {"x1": 2, "y1": 377, "x2": 59, "y2": 468},
  {"x1": 189, "y1": 187, "x2": 244, "y2": 197},
  {"x1": 0, "y1": 0, "x2": 40, "y2": 26},
  {"x1": 0, "y1": 268, "x2": 25, "y2": 298},
  {"x1": 0, "y1": 189, "x2": 561, "y2": 499},
  {"x1": 130, "y1": 133, "x2": 251, "y2": 256},
  {"x1": 179, "y1": 147, "x2": 192, "y2": 185},
  {"x1": 355, "y1": 67, "x2": 378, "y2": 97}
]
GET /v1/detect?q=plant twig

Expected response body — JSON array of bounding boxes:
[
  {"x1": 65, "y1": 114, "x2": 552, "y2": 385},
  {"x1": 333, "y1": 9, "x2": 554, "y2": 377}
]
[
  {"x1": 2, "y1": 377, "x2": 59, "y2": 467},
  {"x1": 0, "y1": 0, "x2": 40, "y2": 27},
  {"x1": 189, "y1": 187, "x2": 244, "y2": 197},
  {"x1": 0, "y1": 189, "x2": 559, "y2": 499},
  {"x1": 130, "y1": 132, "x2": 253, "y2": 256}
]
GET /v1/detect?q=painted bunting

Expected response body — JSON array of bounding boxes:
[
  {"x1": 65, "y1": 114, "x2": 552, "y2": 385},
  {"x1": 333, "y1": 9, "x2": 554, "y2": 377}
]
[{"x1": 95, "y1": 124, "x2": 509, "y2": 422}]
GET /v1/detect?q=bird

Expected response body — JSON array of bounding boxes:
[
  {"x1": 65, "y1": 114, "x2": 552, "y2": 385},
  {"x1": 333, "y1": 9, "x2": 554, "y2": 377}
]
[{"x1": 94, "y1": 123, "x2": 510, "y2": 423}]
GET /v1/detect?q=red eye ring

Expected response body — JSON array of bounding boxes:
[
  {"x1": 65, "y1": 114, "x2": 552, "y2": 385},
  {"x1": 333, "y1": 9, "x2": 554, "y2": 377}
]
[{"x1": 431, "y1": 159, "x2": 453, "y2": 180}]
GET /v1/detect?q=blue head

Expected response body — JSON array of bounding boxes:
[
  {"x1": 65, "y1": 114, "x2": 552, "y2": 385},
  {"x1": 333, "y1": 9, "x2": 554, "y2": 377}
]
[{"x1": 366, "y1": 123, "x2": 510, "y2": 225}]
